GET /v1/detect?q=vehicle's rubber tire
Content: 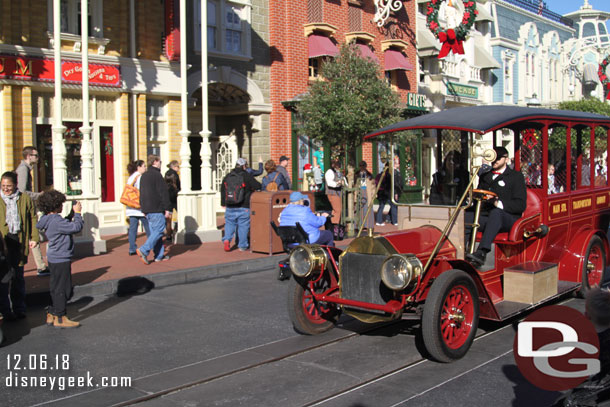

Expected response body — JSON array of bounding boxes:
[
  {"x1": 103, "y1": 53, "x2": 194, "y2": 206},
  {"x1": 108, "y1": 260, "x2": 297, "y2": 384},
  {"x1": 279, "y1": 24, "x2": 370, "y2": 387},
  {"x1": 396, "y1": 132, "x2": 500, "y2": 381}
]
[
  {"x1": 287, "y1": 276, "x2": 338, "y2": 335},
  {"x1": 422, "y1": 270, "x2": 479, "y2": 363},
  {"x1": 577, "y1": 235, "x2": 607, "y2": 298}
]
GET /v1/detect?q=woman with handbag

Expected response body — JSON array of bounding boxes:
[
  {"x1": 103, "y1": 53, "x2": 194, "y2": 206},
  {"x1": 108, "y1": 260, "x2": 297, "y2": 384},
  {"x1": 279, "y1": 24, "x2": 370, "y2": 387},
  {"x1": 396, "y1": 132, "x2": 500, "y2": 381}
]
[{"x1": 125, "y1": 160, "x2": 150, "y2": 256}]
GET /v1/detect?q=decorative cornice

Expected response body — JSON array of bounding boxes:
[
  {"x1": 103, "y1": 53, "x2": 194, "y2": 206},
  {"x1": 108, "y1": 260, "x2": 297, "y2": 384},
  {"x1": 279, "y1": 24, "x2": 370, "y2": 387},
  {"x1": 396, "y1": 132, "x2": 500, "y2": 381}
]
[
  {"x1": 381, "y1": 39, "x2": 409, "y2": 51},
  {"x1": 303, "y1": 23, "x2": 338, "y2": 37},
  {"x1": 345, "y1": 32, "x2": 376, "y2": 44}
]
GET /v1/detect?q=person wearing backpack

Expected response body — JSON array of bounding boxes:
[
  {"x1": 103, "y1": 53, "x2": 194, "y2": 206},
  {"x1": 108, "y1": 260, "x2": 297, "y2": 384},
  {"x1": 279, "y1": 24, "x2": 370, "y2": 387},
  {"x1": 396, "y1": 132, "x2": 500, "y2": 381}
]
[
  {"x1": 261, "y1": 159, "x2": 289, "y2": 192},
  {"x1": 221, "y1": 158, "x2": 262, "y2": 252}
]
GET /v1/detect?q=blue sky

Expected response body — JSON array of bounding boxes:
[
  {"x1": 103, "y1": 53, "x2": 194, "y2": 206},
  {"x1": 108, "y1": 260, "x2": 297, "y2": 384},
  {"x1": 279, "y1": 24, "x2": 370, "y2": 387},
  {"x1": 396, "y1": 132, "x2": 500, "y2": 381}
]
[{"x1": 545, "y1": 0, "x2": 610, "y2": 16}]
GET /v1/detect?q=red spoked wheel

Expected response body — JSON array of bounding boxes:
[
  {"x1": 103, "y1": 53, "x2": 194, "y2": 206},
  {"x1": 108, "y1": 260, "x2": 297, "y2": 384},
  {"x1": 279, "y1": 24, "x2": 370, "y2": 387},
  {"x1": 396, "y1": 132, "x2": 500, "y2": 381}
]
[
  {"x1": 578, "y1": 235, "x2": 607, "y2": 297},
  {"x1": 288, "y1": 275, "x2": 339, "y2": 335},
  {"x1": 422, "y1": 270, "x2": 479, "y2": 362},
  {"x1": 440, "y1": 284, "x2": 475, "y2": 349}
]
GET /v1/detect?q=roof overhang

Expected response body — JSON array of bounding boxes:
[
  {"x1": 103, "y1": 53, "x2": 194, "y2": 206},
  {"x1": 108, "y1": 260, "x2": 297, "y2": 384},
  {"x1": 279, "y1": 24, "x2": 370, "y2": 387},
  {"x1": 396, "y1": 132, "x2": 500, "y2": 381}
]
[{"x1": 364, "y1": 105, "x2": 610, "y2": 140}]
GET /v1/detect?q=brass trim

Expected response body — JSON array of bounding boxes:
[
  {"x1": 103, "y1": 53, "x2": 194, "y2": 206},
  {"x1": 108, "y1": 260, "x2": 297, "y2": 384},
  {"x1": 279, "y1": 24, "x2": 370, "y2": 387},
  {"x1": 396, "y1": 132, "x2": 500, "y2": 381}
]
[{"x1": 290, "y1": 244, "x2": 328, "y2": 278}]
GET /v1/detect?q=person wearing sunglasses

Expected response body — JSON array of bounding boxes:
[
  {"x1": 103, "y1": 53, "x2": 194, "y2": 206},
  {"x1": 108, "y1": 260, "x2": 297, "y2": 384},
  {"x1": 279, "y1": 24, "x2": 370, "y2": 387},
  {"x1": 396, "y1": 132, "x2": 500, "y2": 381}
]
[{"x1": 465, "y1": 146, "x2": 527, "y2": 268}]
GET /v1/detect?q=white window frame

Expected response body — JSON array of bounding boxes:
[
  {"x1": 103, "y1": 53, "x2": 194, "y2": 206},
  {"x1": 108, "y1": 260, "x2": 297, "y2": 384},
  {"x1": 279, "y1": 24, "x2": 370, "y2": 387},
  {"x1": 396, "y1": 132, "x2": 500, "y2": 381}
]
[
  {"x1": 502, "y1": 51, "x2": 514, "y2": 99},
  {"x1": 47, "y1": 0, "x2": 103, "y2": 38},
  {"x1": 193, "y1": 0, "x2": 252, "y2": 61},
  {"x1": 146, "y1": 99, "x2": 168, "y2": 144}
]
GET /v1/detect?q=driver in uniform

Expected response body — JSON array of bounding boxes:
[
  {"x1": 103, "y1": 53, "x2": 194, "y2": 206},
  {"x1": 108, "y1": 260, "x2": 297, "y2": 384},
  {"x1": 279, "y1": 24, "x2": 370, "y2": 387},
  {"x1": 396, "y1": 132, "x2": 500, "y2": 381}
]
[{"x1": 465, "y1": 146, "x2": 527, "y2": 267}]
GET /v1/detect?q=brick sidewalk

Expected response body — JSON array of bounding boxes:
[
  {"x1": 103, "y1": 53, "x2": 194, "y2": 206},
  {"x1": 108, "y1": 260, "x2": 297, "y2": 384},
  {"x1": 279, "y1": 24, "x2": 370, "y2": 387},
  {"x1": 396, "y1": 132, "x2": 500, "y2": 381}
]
[{"x1": 23, "y1": 222, "x2": 399, "y2": 296}]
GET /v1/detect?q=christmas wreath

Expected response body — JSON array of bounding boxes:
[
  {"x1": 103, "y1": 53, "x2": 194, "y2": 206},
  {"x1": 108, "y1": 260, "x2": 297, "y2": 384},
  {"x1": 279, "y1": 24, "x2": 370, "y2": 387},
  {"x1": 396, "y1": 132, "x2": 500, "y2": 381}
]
[
  {"x1": 426, "y1": 0, "x2": 478, "y2": 58},
  {"x1": 521, "y1": 129, "x2": 539, "y2": 149},
  {"x1": 598, "y1": 55, "x2": 610, "y2": 100}
]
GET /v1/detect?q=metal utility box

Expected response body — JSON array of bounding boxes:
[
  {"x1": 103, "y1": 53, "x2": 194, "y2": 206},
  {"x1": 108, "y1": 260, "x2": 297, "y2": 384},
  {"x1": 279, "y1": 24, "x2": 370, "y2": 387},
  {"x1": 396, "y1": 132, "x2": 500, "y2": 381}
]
[{"x1": 250, "y1": 191, "x2": 316, "y2": 254}]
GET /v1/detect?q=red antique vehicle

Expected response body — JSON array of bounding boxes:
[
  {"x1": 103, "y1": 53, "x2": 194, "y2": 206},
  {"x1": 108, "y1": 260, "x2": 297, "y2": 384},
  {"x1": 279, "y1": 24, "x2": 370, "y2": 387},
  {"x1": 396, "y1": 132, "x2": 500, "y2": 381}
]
[{"x1": 287, "y1": 105, "x2": 610, "y2": 362}]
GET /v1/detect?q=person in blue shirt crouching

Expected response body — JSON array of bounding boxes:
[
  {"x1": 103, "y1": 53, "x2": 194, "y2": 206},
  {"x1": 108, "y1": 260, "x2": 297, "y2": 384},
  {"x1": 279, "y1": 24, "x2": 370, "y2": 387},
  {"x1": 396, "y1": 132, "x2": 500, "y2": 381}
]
[{"x1": 279, "y1": 191, "x2": 334, "y2": 246}]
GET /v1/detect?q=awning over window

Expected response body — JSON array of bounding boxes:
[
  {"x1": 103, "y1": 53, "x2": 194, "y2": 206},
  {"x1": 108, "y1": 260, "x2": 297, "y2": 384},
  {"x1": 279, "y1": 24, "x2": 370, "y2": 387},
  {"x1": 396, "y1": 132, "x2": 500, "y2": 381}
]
[
  {"x1": 384, "y1": 49, "x2": 414, "y2": 71},
  {"x1": 308, "y1": 35, "x2": 339, "y2": 58},
  {"x1": 474, "y1": 47, "x2": 501, "y2": 69},
  {"x1": 356, "y1": 43, "x2": 379, "y2": 63},
  {"x1": 475, "y1": 6, "x2": 493, "y2": 22},
  {"x1": 583, "y1": 63, "x2": 599, "y2": 85},
  {"x1": 417, "y1": 29, "x2": 441, "y2": 57}
]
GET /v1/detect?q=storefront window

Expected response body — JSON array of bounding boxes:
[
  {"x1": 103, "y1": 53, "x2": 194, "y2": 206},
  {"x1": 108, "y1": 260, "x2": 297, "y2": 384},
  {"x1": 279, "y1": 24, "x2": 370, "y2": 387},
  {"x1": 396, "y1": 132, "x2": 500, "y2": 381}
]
[
  {"x1": 64, "y1": 122, "x2": 83, "y2": 196},
  {"x1": 36, "y1": 122, "x2": 83, "y2": 196}
]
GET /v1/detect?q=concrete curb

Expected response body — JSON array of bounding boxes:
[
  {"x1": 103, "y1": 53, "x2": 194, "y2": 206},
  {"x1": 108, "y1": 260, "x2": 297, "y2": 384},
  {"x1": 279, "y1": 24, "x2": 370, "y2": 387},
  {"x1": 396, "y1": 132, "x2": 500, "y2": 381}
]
[{"x1": 27, "y1": 254, "x2": 284, "y2": 303}]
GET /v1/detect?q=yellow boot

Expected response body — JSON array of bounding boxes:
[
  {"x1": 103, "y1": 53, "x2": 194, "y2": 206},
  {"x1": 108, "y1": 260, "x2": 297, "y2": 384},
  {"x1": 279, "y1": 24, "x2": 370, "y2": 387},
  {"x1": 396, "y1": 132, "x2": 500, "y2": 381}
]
[
  {"x1": 53, "y1": 315, "x2": 80, "y2": 328},
  {"x1": 46, "y1": 312, "x2": 54, "y2": 326}
]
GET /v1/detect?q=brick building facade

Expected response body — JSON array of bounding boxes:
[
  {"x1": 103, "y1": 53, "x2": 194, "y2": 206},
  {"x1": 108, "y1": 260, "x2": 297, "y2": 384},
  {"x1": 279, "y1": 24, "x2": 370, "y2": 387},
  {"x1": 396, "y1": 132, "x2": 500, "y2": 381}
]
[{"x1": 269, "y1": 0, "x2": 419, "y2": 186}]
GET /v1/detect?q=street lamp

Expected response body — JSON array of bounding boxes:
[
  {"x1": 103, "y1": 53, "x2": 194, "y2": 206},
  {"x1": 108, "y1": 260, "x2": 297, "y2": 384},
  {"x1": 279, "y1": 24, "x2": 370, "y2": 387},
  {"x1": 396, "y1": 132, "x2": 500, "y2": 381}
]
[{"x1": 527, "y1": 93, "x2": 541, "y2": 107}]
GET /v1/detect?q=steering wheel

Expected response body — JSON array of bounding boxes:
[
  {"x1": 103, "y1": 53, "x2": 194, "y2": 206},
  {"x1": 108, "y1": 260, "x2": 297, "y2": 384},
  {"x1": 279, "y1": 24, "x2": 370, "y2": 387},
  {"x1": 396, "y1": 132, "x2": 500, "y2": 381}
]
[{"x1": 472, "y1": 189, "x2": 497, "y2": 201}]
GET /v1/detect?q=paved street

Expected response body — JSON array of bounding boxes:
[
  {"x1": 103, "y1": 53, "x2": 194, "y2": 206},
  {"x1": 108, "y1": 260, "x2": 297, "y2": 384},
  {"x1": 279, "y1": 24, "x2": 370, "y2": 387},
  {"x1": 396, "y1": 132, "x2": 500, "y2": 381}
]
[{"x1": 0, "y1": 264, "x2": 582, "y2": 407}]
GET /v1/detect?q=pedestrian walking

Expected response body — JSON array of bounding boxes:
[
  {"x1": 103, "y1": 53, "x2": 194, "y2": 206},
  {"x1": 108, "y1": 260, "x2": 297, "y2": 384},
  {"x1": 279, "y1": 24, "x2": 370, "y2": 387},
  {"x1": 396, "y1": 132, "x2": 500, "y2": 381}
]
[
  {"x1": 15, "y1": 146, "x2": 49, "y2": 276},
  {"x1": 0, "y1": 171, "x2": 39, "y2": 321},
  {"x1": 36, "y1": 191, "x2": 83, "y2": 328},
  {"x1": 261, "y1": 159, "x2": 289, "y2": 191},
  {"x1": 221, "y1": 158, "x2": 261, "y2": 252},
  {"x1": 165, "y1": 171, "x2": 179, "y2": 242},
  {"x1": 125, "y1": 160, "x2": 150, "y2": 255},
  {"x1": 325, "y1": 160, "x2": 344, "y2": 223},
  {"x1": 165, "y1": 160, "x2": 181, "y2": 192},
  {"x1": 135, "y1": 155, "x2": 172, "y2": 264},
  {"x1": 277, "y1": 155, "x2": 291, "y2": 187},
  {"x1": 164, "y1": 160, "x2": 181, "y2": 242}
]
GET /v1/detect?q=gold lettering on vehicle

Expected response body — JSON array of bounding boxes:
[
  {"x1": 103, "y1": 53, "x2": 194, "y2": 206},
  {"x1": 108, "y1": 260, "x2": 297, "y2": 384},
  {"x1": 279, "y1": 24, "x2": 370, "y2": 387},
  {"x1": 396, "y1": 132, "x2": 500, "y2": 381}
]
[
  {"x1": 551, "y1": 203, "x2": 568, "y2": 215},
  {"x1": 0, "y1": 58, "x2": 5, "y2": 74},
  {"x1": 597, "y1": 195, "x2": 607, "y2": 206},
  {"x1": 573, "y1": 198, "x2": 592, "y2": 210}
]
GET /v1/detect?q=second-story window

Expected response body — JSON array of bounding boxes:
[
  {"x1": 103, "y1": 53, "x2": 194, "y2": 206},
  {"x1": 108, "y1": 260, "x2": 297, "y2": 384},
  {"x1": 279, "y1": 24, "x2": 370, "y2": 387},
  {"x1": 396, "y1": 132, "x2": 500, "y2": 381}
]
[
  {"x1": 194, "y1": 0, "x2": 251, "y2": 58},
  {"x1": 51, "y1": 0, "x2": 102, "y2": 37}
]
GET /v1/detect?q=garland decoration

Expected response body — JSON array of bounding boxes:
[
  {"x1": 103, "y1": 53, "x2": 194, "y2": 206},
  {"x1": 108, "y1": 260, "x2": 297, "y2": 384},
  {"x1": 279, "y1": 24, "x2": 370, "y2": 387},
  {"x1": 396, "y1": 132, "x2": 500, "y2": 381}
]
[
  {"x1": 598, "y1": 55, "x2": 610, "y2": 100},
  {"x1": 426, "y1": 0, "x2": 478, "y2": 59}
]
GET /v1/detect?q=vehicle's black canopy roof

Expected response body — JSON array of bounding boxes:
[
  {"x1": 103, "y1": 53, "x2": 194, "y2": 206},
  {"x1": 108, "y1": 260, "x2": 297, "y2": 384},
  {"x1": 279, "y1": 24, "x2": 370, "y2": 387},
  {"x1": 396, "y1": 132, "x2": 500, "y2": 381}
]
[{"x1": 364, "y1": 105, "x2": 610, "y2": 139}]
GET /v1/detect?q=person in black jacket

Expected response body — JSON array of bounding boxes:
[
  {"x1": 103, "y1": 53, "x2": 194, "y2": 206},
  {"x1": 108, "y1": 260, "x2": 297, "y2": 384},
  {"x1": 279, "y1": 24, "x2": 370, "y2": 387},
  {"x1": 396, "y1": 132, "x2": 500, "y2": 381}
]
[
  {"x1": 220, "y1": 158, "x2": 262, "y2": 252},
  {"x1": 465, "y1": 146, "x2": 527, "y2": 267},
  {"x1": 135, "y1": 155, "x2": 172, "y2": 264}
]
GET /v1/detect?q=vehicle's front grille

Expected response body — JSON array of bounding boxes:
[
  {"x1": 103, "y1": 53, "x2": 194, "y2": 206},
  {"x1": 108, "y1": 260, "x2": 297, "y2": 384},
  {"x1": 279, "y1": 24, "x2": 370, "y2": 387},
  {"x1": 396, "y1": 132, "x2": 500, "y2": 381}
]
[{"x1": 340, "y1": 252, "x2": 395, "y2": 306}]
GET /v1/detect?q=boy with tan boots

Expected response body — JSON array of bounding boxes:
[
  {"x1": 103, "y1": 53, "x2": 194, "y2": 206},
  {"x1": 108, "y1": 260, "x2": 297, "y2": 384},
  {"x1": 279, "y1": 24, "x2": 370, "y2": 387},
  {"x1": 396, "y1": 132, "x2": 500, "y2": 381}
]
[{"x1": 36, "y1": 191, "x2": 83, "y2": 328}]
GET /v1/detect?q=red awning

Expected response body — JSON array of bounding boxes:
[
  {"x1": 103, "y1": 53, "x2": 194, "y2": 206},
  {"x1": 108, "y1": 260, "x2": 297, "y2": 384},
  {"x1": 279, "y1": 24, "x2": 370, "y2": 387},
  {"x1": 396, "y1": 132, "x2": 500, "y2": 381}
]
[
  {"x1": 356, "y1": 43, "x2": 379, "y2": 63},
  {"x1": 308, "y1": 35, "x2": 339, "y2": 58},
  {"x1": 384, "y1": 49, "x2": 414, "y2": 71}
]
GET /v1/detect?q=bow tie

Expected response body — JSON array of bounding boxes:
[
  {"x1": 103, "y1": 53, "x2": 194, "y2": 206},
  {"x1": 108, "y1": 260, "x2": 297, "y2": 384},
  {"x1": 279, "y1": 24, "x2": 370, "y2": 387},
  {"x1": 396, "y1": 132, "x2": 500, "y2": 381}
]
[{"x1": 492, "y1": 171, "x2": 502, "y2": 175}]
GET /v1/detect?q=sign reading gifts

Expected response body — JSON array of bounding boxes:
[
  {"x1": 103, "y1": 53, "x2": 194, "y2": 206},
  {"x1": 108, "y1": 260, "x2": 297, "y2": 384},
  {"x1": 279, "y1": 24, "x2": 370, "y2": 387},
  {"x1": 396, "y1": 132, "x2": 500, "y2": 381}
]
[{"x1": 0, "y1": 55, "x2": 121, "y2": 87}]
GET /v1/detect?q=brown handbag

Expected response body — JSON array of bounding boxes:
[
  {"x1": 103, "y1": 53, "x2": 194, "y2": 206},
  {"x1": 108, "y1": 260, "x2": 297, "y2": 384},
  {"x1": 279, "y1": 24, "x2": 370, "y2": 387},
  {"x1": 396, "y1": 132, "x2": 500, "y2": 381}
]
[{"x1": 120, "y1": 174, "x2": 141, "y2": 208}]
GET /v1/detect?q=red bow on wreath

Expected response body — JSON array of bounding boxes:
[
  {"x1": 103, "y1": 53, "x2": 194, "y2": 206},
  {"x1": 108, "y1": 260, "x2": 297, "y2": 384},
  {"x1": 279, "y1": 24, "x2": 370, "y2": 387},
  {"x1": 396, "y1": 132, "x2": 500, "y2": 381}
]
[
  {"x1": 605, "y1": 82, "x2": 610, "y2": 100},
  {"x1": 438, "y1": 28, "x2": 465, "y2": 58}
]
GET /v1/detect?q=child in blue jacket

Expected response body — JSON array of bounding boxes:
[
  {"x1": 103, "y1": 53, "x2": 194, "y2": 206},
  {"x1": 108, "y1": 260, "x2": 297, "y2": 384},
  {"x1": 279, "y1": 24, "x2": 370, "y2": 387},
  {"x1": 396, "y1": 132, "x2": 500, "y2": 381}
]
[{"x1": 36, "y1": 191, "x2": 83, "y2": 328}]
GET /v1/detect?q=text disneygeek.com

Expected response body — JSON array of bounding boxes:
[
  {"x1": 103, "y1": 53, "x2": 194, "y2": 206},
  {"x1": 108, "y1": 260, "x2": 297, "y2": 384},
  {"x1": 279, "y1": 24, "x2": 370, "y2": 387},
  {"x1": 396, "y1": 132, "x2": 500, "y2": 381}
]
[{"x1": 3, "y1": 353, "x2": 132, "y2": 391}]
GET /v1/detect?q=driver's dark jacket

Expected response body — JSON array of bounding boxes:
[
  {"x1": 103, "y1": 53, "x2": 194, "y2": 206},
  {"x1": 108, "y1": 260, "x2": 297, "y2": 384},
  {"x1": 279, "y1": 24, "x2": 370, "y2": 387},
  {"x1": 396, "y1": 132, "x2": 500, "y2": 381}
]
[{"x1": 477, "y1": 167, "x2": 526, "y2": 216}]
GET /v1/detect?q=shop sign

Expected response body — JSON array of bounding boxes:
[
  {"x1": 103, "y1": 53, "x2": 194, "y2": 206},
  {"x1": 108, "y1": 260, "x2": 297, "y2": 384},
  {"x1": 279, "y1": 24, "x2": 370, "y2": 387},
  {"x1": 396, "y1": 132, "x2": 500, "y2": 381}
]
[
  {"x1": 447, "y1": 82, "x2": 478, "y2": 99},
  {"x1": 0, "y1": 55, "x2": 121, "y2": 87},
  {"x1": 406, "y1": 92, "x2": 427, "y2": 111}
]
